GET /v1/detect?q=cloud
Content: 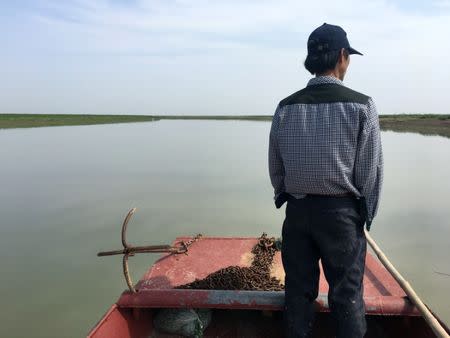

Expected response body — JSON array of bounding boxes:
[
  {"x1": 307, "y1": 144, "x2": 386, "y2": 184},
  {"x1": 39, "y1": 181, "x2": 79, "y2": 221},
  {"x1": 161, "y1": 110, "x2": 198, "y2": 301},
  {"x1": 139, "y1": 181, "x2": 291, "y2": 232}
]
[
  {"x1": 1, "y1": 0, "x2": 450, "y2": 114},
  {"x1": 434, "y1": 0, "x2": 450, "y2": 9},
  {"x1": 28, "y1": 0, "x2": 450, "y2": 65}
]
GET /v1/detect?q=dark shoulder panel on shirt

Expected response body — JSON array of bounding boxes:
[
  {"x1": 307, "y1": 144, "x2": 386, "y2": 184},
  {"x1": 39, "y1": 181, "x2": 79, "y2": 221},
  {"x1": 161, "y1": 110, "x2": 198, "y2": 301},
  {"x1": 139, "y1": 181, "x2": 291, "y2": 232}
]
[{"x1": 279, "y1": 84, "x2": 370, "y2": 108}]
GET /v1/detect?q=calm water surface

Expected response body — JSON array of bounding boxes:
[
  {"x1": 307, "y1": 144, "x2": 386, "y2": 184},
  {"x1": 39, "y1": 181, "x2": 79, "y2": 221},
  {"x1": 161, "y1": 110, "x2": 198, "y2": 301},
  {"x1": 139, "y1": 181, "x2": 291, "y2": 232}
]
[{"x1": 0, "y1": 120, "x2": 449, "y2": 337}]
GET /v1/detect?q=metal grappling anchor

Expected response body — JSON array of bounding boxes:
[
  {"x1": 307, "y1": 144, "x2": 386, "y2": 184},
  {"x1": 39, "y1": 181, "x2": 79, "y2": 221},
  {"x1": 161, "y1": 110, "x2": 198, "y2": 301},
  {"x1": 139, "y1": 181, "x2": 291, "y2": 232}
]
[{"x1": 97, "y1": 208, "x2": 202, "y2": 293}]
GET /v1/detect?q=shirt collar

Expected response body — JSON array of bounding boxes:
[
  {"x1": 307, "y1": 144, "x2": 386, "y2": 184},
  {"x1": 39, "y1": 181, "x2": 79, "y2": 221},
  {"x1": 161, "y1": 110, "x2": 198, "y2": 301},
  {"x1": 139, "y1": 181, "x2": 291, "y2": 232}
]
[{"x1": 307, "y1": 75, "x2": 344, "y2": 87}]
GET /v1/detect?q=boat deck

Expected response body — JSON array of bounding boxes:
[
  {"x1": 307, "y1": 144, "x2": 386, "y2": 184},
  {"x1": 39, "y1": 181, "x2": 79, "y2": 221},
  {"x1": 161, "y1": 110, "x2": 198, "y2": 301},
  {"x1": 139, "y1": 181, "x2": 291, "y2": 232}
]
[
  {"x1": 117, "y1": 236, "x2": 418, "y2": 315},
  {"x1": 88, "y1": 236, "x2": 450, "y2": 338}
]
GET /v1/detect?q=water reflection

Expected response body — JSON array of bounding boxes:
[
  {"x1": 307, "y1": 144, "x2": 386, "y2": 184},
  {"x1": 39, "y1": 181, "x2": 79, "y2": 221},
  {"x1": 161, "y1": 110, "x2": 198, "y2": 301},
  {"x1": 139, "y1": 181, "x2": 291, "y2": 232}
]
[{"x1": 0, "y1": 121, "x2": 449, "y2": 337}]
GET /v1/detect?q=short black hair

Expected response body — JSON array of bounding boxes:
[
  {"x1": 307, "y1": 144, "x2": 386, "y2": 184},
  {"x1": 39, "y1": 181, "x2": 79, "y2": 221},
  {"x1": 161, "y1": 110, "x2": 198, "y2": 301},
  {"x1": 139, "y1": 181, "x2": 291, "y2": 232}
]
[{"x1": 304, "y1": 49, "x2": 349, "y2": 75}]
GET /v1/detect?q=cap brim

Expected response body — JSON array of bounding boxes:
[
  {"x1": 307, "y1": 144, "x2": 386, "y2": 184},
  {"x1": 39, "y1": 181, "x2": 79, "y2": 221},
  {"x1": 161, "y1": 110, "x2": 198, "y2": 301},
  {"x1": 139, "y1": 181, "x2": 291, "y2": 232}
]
[{"x1": 348, "y1": 47, "x2": 363, "y2": 55}]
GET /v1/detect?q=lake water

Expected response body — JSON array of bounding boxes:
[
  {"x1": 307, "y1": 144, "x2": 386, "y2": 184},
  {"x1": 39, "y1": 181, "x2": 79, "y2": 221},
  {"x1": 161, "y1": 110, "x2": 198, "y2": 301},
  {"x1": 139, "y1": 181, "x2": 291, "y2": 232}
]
[{"x1": 0, "y1": 120, "x2": 449, "y2": 337}]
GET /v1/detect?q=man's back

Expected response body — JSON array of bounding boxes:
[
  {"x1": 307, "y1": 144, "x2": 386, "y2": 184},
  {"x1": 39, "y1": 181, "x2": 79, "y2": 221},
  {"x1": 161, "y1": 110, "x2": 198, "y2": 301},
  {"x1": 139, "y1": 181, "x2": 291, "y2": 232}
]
[{"x1": 269, "y1": 76, "x2": 382, "y2": 228}]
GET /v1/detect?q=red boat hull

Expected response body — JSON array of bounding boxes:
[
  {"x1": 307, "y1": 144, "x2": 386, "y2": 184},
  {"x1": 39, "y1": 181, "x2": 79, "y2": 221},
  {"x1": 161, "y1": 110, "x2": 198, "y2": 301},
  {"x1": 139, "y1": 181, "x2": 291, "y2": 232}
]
[
  {"x1": 88, "y1": 236, "x2": 449, "y2": 337},
  {"x1": 88, "y1": 305, "x2": 445, "y2": 338}
]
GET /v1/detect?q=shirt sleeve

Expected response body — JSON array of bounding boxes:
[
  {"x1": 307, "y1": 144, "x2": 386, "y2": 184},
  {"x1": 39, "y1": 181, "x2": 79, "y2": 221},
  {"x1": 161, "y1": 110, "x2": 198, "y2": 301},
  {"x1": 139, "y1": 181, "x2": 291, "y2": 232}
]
[
  {"x1": 268, "y1": 105, "x2": 285, "y2": 199},
  {"x1": 354, "y1": 98, "x2": 384, "y2": 229}
]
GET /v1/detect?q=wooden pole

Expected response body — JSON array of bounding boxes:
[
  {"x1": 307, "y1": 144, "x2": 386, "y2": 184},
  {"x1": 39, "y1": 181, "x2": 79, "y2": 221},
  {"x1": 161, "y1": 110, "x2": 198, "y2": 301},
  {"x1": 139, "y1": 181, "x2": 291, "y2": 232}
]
[{"x1": 365, "y1": 230, "x2": 449, "y2": 338}]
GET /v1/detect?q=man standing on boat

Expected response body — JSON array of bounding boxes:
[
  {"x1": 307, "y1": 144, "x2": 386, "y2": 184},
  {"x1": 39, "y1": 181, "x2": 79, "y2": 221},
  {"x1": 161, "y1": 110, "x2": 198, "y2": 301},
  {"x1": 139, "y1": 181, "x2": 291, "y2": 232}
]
[{"x1": 269, "y1": 23, "x2": 383, "y2": 338}]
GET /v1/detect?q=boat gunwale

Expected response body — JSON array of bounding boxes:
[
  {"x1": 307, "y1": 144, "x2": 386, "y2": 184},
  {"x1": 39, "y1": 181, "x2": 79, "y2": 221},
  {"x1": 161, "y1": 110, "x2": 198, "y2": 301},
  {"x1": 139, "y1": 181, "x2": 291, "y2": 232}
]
[{"x1": 116, "y1": 289, "x2": 420, "y2": 316}]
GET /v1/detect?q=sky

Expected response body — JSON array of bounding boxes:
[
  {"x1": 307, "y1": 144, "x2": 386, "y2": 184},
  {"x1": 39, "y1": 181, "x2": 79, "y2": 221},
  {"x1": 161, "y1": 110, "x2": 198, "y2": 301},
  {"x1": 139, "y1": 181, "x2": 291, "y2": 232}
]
[{"x1": 1, "y1": 0, "x2": 450, "y2": 115}]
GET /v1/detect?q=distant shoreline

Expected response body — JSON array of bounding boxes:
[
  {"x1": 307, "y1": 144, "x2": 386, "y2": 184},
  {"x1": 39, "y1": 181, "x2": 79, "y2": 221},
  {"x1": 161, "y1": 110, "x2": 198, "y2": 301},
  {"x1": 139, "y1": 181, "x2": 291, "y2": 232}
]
[{"x1": 1, "y1": 113, "x2": 449, "y2": 138}]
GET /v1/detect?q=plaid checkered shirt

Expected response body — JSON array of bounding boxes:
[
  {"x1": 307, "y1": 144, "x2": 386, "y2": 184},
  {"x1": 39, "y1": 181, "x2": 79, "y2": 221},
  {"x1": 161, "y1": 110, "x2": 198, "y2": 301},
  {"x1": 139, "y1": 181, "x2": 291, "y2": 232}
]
[{"x1": 269, "y1": 75, "x2": 383, "y2": 229}]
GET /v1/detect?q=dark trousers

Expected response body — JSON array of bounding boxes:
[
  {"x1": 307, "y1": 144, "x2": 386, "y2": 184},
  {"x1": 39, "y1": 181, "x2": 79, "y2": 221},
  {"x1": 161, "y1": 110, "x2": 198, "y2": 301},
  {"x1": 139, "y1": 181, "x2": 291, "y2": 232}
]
[{"x1": 282, "y1": 195, "x2": 367, "y2": 338}]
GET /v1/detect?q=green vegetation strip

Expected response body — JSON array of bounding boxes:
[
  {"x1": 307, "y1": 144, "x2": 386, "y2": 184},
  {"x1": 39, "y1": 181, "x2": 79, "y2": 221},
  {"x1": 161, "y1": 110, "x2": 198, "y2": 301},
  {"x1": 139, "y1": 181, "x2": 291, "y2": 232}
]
[
  {"x1": 379, "y1": 114, "x2": 450, "y2": 138},
  {"x1": 0, "y1": 114, "x2": 159, "y2": 129},
  {"x1": 1, "y1": 113, "x2": 450, "y2": 138}
]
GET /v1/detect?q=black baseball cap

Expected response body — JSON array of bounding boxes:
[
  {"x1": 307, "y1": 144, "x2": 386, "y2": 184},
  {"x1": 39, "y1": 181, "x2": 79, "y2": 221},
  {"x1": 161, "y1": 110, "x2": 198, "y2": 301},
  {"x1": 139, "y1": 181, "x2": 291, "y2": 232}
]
[{"x1": 307, "y1": 23, "x2": 363, "y2": 56}]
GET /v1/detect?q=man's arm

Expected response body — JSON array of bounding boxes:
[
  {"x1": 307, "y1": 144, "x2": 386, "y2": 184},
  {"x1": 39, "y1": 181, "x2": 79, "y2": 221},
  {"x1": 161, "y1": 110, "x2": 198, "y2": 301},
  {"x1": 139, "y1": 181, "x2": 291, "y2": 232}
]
[
  {"x1": 354, "y1": 98, "x2": 384, "y2": 230},
  {"x1": 269, "y1": 105, "x2": 285, "y2": 204}
]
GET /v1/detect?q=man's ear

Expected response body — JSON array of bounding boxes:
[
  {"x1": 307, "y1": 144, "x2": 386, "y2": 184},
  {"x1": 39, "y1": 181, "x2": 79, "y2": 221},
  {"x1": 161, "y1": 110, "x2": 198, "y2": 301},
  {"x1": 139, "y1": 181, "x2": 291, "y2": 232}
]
[{"x1": 339, "y1": 48, "x2": 346, "y2": 63}]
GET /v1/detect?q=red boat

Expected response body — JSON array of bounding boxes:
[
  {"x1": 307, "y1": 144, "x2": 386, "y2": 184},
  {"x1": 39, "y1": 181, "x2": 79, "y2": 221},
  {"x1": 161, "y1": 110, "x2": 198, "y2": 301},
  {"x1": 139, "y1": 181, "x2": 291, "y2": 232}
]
[{"x1": 88, "y1": 236, "x2": 449, "y2": 338}]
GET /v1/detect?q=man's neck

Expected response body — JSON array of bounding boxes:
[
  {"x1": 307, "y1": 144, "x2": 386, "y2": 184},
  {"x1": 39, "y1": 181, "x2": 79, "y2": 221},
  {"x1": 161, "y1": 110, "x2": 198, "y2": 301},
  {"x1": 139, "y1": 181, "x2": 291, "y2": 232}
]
[{"x1": 316, "y1": 70, "x2": 343, "y2": 81}]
